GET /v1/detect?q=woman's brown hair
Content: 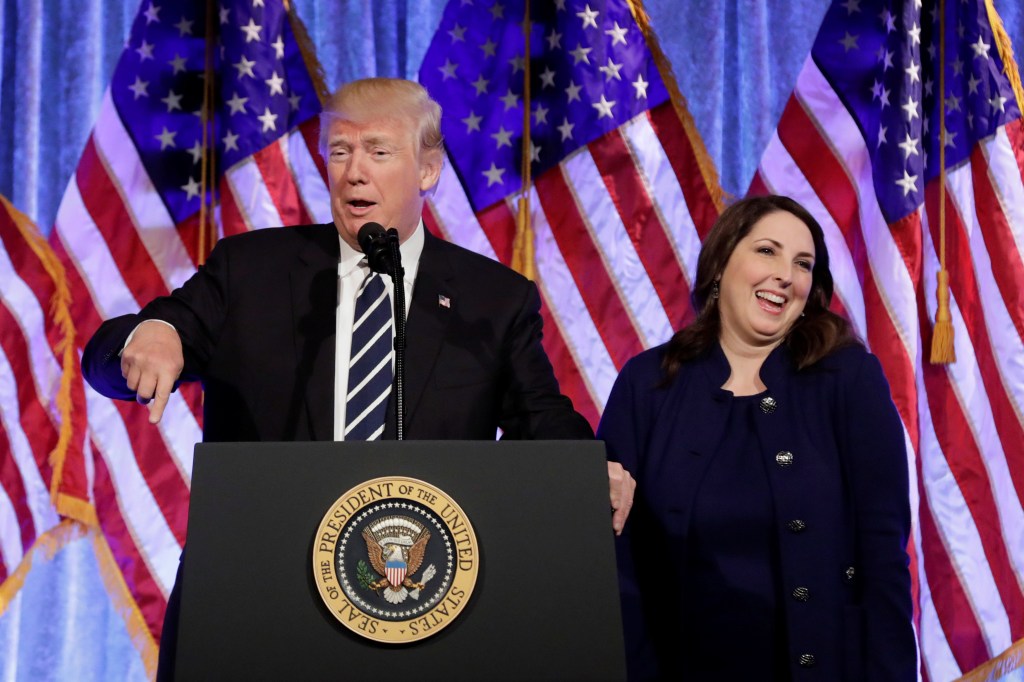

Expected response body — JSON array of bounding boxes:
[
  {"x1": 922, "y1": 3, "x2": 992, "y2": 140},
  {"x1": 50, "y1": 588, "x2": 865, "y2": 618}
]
[{"x1": 662, "y1": 195, "x2": 860, "y2": 380}]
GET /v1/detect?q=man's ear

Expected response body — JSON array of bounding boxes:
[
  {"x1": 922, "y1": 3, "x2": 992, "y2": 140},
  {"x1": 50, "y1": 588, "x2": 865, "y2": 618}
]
[{"x1": 419, "y1": 149, "x2": 443, "y2": 192}]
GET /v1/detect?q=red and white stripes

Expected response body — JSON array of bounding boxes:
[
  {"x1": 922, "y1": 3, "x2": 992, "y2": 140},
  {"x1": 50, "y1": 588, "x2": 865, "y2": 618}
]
[
  {"x1": 0, "y1": 201, "x2": 72, "y2": 585},
  {"x1": 756, "y1": 55, "x2": 1024, "y2": 681},
  {"x1": 47, "y1": 85, "x2": 328, "y2": 646},
  {"x1": 429, "y1": 100, "x2": 718, "y2": 427}
]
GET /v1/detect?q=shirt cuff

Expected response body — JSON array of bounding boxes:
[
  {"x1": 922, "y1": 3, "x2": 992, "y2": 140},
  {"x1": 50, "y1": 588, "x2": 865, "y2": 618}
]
[{"x1": 120, "y1": 319, "x2": 177, "y2": 356}]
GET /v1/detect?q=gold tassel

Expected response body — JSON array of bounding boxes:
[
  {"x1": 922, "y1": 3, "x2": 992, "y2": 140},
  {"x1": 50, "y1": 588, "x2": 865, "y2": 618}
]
[
  {"x1": 512, "y1": 197, "x2": 537, "y2": 281},
  {"x1": 931, "y1": 269, "x2": 956, "y2": 363},
  {"x1": 511, "y1": 0, "x2": 536, "y2": 280},
  {"x1": 625, "y1": 0, "x2": 727, "y2": 211}
]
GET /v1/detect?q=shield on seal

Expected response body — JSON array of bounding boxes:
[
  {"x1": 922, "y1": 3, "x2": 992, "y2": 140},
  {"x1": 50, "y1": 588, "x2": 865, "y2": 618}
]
[{"x1": 385, "y1": 546, "x2": 407, "y2": 587}]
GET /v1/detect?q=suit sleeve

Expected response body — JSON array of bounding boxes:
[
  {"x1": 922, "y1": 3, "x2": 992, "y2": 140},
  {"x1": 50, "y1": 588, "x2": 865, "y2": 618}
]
[
  {"x1": 597, "y1": 359, "x2": 661, "y2": 681},
  {"x1": 496, "y1": 280, "x2": 594, "y2": 439},
  {"x1": 597, "y1": 356, "x2": 645, "y2": 473},
  {"x1": 842, "y1": 352, "x2": 917, "y2": 680},
  {"x1": 81, "y1": 237, "x2": 233, "y2": 400}
]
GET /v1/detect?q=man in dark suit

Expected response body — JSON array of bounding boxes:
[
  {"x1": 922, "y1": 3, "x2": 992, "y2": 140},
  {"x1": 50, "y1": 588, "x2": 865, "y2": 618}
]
[{"x1": 83, "y1": 78, "x2": 634, "y2": 678}]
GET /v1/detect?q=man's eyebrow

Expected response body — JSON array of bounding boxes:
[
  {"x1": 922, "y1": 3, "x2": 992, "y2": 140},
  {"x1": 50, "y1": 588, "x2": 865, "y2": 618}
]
[{"x1": 360, "y1": 134, "x2": 398, "y2": 147}]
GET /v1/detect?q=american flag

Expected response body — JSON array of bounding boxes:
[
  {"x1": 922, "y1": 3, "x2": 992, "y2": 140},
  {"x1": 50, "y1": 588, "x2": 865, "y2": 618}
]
[
  {"x1": 749, "y1": 0, "x2": 1024, "y2": 678},
  {"x1": 0, "y1": 195, "x2": 90, "y2": 605},
  {"x1": 46, "y1": 0, "x2": 329, "y2": 672},
  {"x1": 418, "y1": 0, "x2": 721, "y2": 428}
]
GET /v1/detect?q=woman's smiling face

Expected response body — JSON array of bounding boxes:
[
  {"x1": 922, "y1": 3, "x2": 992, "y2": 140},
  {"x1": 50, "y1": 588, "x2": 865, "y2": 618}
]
[{"x1": 716, "y1": 210, "x2": 816, "y2": 350}]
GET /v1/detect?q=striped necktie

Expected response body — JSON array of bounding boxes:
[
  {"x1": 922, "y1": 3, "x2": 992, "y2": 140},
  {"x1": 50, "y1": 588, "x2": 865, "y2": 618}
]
[{"x1": 344, "y1": 270, "x2": 393, "y2": 440}]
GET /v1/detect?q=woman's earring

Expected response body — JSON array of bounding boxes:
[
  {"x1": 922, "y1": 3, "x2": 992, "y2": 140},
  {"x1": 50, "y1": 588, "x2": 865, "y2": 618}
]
[{"x1": 712, "y1": 280, "x2": 720, "y2": 299}]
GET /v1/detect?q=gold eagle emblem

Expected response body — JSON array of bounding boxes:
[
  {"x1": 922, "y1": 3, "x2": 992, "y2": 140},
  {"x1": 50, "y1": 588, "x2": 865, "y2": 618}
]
[{"x1": 362, "y1": 515, "x2": 436, "y2": 604}]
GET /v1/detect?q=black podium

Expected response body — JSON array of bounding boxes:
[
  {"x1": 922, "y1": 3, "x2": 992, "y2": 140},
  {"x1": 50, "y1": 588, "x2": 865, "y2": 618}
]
[{"x1": 176, "y1": 440, "x2": 626, "y2": 680}]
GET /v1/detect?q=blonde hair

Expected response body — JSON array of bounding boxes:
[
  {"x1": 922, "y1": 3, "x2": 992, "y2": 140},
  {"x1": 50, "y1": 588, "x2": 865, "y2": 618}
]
[{"x1": 318, "y1": 78, "x2": 444, "y2": 160}]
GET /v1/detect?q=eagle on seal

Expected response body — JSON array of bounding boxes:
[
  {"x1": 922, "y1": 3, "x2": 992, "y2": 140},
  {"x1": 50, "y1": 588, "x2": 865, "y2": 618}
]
[{"x1": 362, "y1": 516, "x2": 431, "y2": 604}]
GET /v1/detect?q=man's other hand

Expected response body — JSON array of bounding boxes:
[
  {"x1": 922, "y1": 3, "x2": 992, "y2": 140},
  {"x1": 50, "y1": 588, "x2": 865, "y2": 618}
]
[
  {"x1": 608, "y1": 461, "x2": 635, "y2": 536},
  {"x1": 121, "y1": 320, "x2": 184, "y2": 424}
]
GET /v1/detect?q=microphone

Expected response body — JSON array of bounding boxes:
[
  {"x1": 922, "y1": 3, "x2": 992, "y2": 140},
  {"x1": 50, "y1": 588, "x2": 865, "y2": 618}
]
[{"x1": 356, "y1": 222, "x2": 393, "y2": 276}]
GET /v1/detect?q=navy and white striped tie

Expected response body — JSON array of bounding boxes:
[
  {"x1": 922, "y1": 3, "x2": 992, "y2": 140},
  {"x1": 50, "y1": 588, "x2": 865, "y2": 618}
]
[{"x1": 344, "y1": 270, "x2": 393, "y2": 440}]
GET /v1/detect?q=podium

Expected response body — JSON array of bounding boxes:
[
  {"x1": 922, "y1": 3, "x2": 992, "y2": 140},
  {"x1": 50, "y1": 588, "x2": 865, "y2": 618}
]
[{"x1": 175, "y1": 440, "x2": 626, "y2": 680}]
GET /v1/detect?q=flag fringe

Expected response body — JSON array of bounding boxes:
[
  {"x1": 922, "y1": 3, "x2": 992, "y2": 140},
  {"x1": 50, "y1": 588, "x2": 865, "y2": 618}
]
[
  {"x1": 985, "y1": 0, "x2": 1024, "y2": 112},
  {"x1": 89, "y1": 526, "x2": 159, "y2": 679},
  {"x1": 0, "y1": 196, "x2": 86, "y2": 516},
  {"x1": 55, "y1": 492, "x2": 98, "y2": 526},
  {"x1": 955, "y1": 636, "x2": 1024, "y2": 682},
  {"x1": 0, "y1": 520, "x2": 86, "y2": 616},
  {"x1": 285, "y1": 0, "x2": 330, "y2": 104},
  {"x1": 625, "y1": 0, "x2": 727, "y2": 212}
]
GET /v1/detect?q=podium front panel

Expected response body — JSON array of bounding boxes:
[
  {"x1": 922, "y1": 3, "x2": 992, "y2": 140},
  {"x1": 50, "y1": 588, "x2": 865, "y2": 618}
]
[{"x1": 176, "y1": 440, "x2": 625, "y2": 681}]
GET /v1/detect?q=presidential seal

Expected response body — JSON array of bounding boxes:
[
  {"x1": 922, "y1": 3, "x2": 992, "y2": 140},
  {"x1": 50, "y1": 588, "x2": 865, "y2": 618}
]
[{"x1": 312, "y1": 477, "x2": 479, "y2": 644}]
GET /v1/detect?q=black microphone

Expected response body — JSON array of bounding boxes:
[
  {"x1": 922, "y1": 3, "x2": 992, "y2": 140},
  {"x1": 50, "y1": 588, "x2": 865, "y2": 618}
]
[{"x1": 356, "y1": 222, "x2": 393, "y2": 276}]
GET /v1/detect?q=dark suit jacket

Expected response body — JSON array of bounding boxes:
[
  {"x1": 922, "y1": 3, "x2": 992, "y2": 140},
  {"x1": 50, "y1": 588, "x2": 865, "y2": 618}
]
[
  {"x1": 597, "y1": 342, "x2": 915, "y2": 681},
  {"x1": 83, "y1": 223, "x2": 592, "y2": 441}
]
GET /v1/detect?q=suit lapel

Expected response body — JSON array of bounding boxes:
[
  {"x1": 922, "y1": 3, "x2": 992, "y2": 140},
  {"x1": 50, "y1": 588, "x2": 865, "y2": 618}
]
[
  {"x1": 290, "y1": 225, "x2": 340, "y2": 441},
  {"x1": 386, "y1": 231, "x2": 454, "y2": 437}
]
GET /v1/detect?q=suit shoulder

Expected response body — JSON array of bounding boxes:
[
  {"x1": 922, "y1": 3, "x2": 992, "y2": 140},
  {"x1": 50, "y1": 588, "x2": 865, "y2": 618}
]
[
  {"x1": 212, "y1": 223, "x2": 335, "y2": 255},
  {"x1": 814, "y1": 342, "x2": 874, "y2": 374},
  {"x1": 624, "y1": 343, "x2": 668, "y2": 373},
  {"x1": 616, "y1": 344, "x2": 669, "y2": 387},
  {"x1": 810, "y1": 343, "x2": 896, "y2": 399},
  {"x1": 431, "y1": 236, "x2": 531, "y2": 288}
]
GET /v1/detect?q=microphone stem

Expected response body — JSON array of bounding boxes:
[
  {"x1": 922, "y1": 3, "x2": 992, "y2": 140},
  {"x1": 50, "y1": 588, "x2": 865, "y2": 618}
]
[{"x1": 388, "y1": 230, "x2": 406, "y2": 441}]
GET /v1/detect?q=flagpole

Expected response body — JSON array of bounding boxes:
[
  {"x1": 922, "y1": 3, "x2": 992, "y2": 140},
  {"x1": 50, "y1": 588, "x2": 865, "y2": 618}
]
[
  {"x1": 931, "y1": 0, "x2": 955, "y2": 363},
  {"x1": 512, "y1": 0, "x2": 536, "y2": 281},
  {"x1": 197, "y1": 0, "x2": 218, "y2": 266}
]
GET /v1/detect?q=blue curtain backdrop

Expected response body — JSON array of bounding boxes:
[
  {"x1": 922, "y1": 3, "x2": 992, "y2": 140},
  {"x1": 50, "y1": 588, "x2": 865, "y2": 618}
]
[{"x1": 0, "y1": 1, "x2": 1021, "y2": 679}]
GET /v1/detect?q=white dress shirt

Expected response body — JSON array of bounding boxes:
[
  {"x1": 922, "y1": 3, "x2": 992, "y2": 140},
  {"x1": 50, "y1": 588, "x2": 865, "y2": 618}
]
[{"x1": 333, "y1": 221, "x2": 424, "y2": 440}]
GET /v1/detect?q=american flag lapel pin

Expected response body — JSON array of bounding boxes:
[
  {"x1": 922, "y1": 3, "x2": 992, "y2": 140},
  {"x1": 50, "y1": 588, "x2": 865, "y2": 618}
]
[{"x1": 438, "y1": 294, "x2": 451, "y2": 309}]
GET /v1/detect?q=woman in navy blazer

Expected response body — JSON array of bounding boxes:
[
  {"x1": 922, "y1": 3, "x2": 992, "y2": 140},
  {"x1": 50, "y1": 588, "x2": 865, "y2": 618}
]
[{"x1": 598, "y1": 195, "x2": 916, "y2": 681}]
